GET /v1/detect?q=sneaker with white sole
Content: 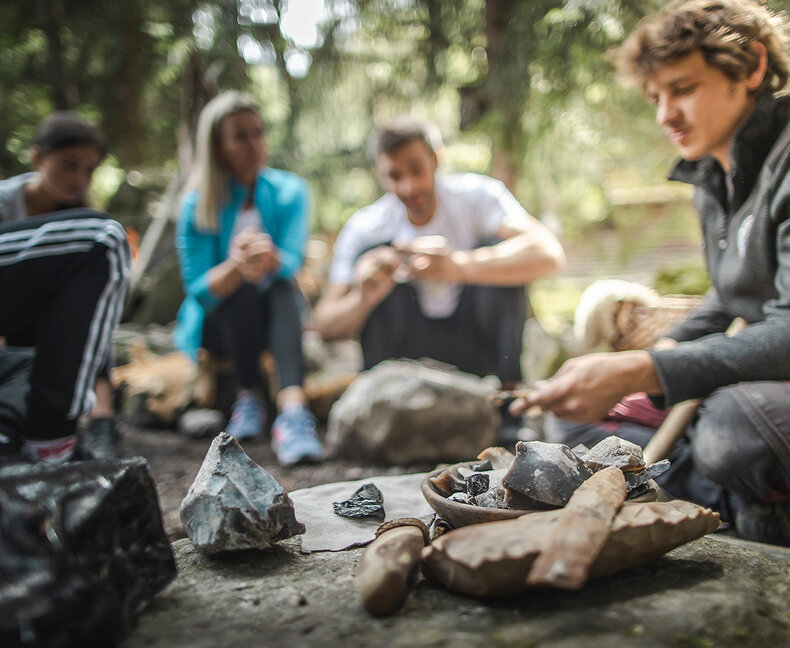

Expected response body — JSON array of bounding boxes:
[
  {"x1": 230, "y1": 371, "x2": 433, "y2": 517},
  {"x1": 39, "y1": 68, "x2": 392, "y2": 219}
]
[
  {"x1": 271, "y1": 406, "x2": 324, "y2": 466},
  {"x1": 226, "y1": 393, "x2": 266, "y2": 440}
]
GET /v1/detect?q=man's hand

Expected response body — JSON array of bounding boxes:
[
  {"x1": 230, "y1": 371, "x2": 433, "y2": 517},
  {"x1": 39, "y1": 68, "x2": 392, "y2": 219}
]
[
  {"x1": 509, "y1": 350, "x2": 661, "y2": 422},
  {"x1": 395, "y1": 235, "x2": 462, "y2": 282},
  {"x1": 353, "y1": 246, "x2": 403, "y2": 307},
  {"x1": 230, "y1": 227, "x2": 280, "y2": 283}
]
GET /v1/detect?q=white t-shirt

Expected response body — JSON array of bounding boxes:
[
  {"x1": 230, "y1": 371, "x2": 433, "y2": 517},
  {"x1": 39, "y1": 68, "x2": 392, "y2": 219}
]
[
  {"x1": 0, "y1": 172, "x2": 34, "y2": 223},
  {"x1": 329, "y1": 173, "x2": 529, "y2": 318}
]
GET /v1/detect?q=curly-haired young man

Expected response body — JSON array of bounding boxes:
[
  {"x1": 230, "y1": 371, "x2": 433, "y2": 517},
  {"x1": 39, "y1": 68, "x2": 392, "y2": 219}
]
[{"x1": 513, "y1": 0, "x2": 790, "y2": 546}]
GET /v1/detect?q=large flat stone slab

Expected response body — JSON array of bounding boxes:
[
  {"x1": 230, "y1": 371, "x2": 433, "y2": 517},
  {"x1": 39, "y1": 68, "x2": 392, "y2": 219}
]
[{"x1": 122, "y1": 534, "x2": 790, "y2": 648}]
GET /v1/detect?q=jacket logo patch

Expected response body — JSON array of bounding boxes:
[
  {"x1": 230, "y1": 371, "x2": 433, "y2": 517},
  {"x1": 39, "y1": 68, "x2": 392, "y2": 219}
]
[{"x1": 737, "y1": 214, "x2": 754, "y2": 258}]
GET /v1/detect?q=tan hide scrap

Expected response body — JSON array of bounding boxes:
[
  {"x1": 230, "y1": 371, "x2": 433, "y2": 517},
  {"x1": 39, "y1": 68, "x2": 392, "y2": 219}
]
[
  {"x1": 421, "y1": 512, "x2": 558, "y2": 598},
  {"x1": 590, "y1": 499, "x2": 721, "y2": 578},
  {"x1": 421, "y1": 499, "x2": 720, "y2": 598},
  {"x1": 525, "y1": 465, "x2": 626, "y2": 590}
]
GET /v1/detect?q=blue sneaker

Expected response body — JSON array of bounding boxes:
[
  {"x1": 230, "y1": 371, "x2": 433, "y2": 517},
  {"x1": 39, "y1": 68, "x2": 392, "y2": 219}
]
[
  {"x1": 226, "y1": 393, "x2": 266, "y2": 440},
  {"x1": 271, "y1": 406, "x2": 325, "y2": 466}
]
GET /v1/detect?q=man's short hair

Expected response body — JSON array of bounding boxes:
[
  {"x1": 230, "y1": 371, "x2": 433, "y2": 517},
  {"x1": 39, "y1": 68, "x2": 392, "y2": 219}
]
[
  {"x1": 610, "y1": 0, "x2": 790, "y2": 95},
  {"x1": 367, "y1": 115, "x2": 443, "y2": 161}
]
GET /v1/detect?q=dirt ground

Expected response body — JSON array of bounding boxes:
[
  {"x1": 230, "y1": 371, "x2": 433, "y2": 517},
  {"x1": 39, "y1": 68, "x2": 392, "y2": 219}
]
[{"x1": 120, "y1": 418, "x2": 434, "y2": 540}]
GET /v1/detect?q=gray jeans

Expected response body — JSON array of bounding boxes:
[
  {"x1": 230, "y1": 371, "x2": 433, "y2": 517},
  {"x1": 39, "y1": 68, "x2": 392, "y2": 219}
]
[{"x1": 546, "y1": 381, "x2": 790, "y2": 520}]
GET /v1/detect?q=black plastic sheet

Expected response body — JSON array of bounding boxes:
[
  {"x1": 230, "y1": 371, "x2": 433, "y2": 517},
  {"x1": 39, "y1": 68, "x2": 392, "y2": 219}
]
[{"x1": 0, "y1": 457, "x2": 176, "y2": 647}]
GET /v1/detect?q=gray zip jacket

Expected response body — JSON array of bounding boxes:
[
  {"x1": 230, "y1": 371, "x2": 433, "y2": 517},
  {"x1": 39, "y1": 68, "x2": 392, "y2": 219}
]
[
  {"x1": 648, "y1": 94, "x2": 790, "y2": 406},
  {"x1": 0, "y1": 172, "x2": 34, "y2": 223}
]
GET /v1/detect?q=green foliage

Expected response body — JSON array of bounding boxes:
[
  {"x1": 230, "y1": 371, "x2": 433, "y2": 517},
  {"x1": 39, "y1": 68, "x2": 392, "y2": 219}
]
[
  {"x1": 654, "y1": 263, "x2": 711, "y2": 297},
  {"x1": 0, "y1": 0, "x2": 718, "y2": 261},
  {"x1": 531, "y1": 278, "x2": 584, "y2": 329}
]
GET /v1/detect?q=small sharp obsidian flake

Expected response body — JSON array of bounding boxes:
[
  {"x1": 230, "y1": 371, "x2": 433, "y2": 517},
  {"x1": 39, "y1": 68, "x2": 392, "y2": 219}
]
[{"x1": 332, "y1": 482, "x2": 386, "y2": 520}]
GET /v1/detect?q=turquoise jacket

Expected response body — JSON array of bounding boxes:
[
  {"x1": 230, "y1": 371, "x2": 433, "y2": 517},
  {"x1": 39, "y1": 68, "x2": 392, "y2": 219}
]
[{"x1": 174, "y1": 167, "x2": 310, "y2": 360}]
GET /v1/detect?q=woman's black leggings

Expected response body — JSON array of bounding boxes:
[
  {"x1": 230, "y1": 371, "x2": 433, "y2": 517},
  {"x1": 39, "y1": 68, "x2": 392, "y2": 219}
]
[{"x1": 201, "y1": 279, "x2": 305, "y2": 391}]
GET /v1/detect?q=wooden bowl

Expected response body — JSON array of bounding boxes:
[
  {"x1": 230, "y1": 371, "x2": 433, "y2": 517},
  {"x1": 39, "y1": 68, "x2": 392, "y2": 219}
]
[{"x1": 421, "y1": 462, "x2": 659, "y2": 528}]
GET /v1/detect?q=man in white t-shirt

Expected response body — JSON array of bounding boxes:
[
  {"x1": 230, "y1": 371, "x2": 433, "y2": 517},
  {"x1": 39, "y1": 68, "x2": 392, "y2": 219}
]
[{"x1": 312, "y1": 115, "x2": 565, "y2": 388}]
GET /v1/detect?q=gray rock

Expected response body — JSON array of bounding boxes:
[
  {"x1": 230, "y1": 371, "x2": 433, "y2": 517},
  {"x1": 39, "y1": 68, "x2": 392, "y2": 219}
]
[
  {"x1": 123, "y1": 535, "x2": 790, "y2": 648},
  {"x1": 325, "y1": 359, "x2": 499, "y2": 464},
  {"x1": 504, "y1": 440, "x2": 593, "y2": 507},
  {"x1": 180, "y1": 432, "x2": 305, "y2": 554}
]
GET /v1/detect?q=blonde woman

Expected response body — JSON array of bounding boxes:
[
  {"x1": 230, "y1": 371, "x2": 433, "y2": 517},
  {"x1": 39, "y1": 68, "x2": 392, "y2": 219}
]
[{"x1": 174, "y1": 91, "x2": 323, "y2": 465}]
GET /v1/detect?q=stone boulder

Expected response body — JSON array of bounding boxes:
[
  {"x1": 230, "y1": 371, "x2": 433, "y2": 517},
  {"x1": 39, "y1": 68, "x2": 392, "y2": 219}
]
[
  {"x1": 325, "y1": 359, "x2": 499, "y2": 465},
  {"x1": 124, "y1": 535, "x2": 790, "y2": 648},
  {"x1": 180, "y1": 432, "x2": 305, "y2": 555}
]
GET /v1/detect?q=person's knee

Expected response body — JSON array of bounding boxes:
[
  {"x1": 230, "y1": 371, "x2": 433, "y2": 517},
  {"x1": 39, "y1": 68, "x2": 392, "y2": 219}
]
[
  {"x1": 102, "y1": 218, "x2": 132, "y2": 276},
  {"x1": 470, "y1": 285, "x2": 527, "y2": 325},
  {"x1": 691, "y1": 389, "x2": 753, "y2": 488},
  {"x1": 472, "y1": 284, "x2": 526, "y2": 305},
  {"x1": 230, "y1": 281, "x2": 260, "y2": 305},
  {"x1": 267, "y1": 278, "x2": 300, "y2": 304},
  {"x1": 76, "y1": 216, "x2": 131, "y2": 286},
  {"x1": 365, "y1": 283, "x2": 417, "y2": 327}
]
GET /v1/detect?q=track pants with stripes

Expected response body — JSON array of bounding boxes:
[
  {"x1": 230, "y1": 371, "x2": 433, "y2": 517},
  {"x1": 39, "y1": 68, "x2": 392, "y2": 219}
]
[{"x1": 0, "y1": 210, "x2": 130, "y2": 452}]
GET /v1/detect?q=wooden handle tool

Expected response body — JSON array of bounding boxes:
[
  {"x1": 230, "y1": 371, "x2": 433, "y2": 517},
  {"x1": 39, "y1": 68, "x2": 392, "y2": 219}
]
[
  {"x1": 487, "y1": 389, "x2": 543, "y2": 417},
  {"x1": 643, "y1": 398, "x2": 702, "y2": 465},
  {"x1": 356, "y1": 518, "x2": 430, "y2": 616}
]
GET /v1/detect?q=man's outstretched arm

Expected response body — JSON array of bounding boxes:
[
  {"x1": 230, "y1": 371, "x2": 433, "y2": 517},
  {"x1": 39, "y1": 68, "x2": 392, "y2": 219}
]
[{"x1": 401, "y1": 214, "x2": 565, "y2": 286}]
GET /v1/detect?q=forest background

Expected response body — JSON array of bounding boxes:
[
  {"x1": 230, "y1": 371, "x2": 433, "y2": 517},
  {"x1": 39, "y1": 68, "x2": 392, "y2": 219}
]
[{"x1": 4, "y1": 0, "x2": 788, "y2": 326}]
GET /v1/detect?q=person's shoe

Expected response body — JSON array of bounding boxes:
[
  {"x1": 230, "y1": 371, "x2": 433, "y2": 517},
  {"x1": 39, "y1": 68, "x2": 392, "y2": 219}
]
[
  {"x1": 23, "y1": 435, "x2": 79, "y2": 463},
  {"x1": 78, "y1": 417, "x2": 123, "y2": 460},
  {"x1": 226, "y1": 393, "x2": 266, "y2": 440},
  {"x1": 735, "y1": 500, "x2": 790, "y2": 547},
  {"x1": 271, "y1": 406, "x2": 325, "y2": 466}
]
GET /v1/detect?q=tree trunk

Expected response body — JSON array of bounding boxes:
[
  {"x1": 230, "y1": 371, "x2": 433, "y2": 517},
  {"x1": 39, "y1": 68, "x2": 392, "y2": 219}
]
[
  {"x1": 483, "y1": 0, "x2": 526, "y2": 192},
  {"x1": 120, "y1": 1, "x2": 143, "y2": 167},
  {"x1": 260, "y1": 3, "x2": 300, "y2": 157},
  {"x1": 36, "y1": 0, "x2": 69, "y2": 109}
]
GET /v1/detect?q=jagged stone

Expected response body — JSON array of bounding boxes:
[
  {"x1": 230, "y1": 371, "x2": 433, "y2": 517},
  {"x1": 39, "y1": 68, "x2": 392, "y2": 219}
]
[
  {"x1": 325, "y1": 359, "x2": 499, "y2": 464},
  {"x1": 180, "y1": 432, "x2": 304, "y2": 554},
  {"x1": 0, "y1": 458, "x2": 175, "y2": 648}
]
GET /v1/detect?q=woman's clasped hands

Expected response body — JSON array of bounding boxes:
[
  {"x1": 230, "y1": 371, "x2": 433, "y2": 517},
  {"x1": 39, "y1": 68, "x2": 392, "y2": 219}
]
[{"x1": 230, "y1": 226, "x2": 280, "y2": 283}]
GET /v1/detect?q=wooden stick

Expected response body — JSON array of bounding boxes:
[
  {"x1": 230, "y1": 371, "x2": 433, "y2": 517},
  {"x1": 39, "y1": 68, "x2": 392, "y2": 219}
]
[
  {"x1": 643, "y1": 398, "x2": 702, "y2": 465},
  {"x1": 486, "y1": 389, "x2": 543, "y2": 417},
  {"x1": 486, "y1": 389, "x2": 533, "y2": 404}
]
